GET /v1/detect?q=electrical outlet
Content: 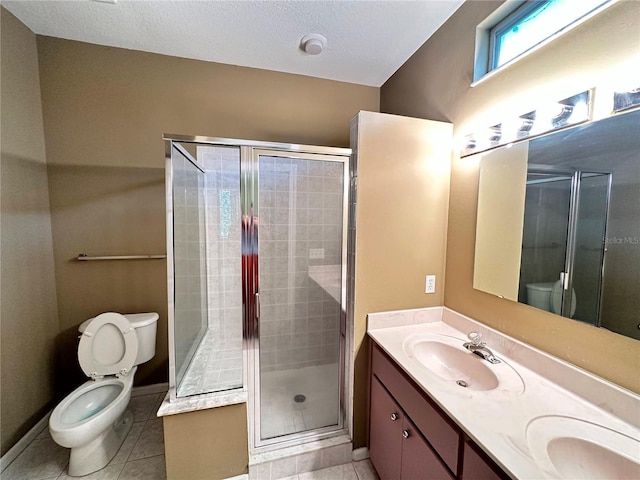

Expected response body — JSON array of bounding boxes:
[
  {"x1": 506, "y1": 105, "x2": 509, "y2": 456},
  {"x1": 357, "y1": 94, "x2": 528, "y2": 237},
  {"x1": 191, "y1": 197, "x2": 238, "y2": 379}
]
[
  {"x1": 425, "y1": 275, "x2": 436, "y2": 294},
  {"x1": 309, "y1": 248, "x2": 325, "y2": 260}
]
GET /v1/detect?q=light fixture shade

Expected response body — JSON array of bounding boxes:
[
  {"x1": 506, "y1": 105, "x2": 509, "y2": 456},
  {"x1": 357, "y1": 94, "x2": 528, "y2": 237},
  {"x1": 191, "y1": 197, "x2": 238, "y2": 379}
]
[
  {"x1": 461, "y1": 90, "x2": 592, "y2": 157},
  {"x1": 613, "y1": 87, "x2": 640, "y2": 112}
]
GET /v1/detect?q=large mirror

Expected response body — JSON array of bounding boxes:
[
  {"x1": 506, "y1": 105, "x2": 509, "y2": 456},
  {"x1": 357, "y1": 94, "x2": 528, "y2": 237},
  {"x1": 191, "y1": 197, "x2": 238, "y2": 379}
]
[{"x1": 473, "y1": 108, "x2": 640, "y2": 341}]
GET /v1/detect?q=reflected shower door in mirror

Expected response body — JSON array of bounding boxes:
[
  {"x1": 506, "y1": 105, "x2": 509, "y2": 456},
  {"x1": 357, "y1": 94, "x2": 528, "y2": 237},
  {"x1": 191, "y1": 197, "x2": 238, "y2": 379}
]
[
  {"x1": 473, "y1": 108, "x2": 640, "y2": 340},
  {"x1": 519, "y1": 170, "x2": 611, "y2": 323}
]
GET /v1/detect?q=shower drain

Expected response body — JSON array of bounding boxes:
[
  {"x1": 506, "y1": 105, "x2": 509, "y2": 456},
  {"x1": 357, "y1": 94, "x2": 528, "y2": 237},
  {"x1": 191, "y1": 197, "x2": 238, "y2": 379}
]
[{"x1": 293, "y1": 394, "x2": 307, "y2": 403}]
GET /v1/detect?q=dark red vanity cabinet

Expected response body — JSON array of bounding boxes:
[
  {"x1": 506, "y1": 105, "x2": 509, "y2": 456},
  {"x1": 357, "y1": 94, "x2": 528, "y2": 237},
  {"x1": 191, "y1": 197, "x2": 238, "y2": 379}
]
[{"x1": 369, "y1": 341, "x2": 511, "y2": 480}]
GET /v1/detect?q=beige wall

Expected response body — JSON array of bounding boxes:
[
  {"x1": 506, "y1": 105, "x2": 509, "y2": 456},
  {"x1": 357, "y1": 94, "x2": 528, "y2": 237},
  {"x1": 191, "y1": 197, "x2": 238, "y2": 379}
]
[
  {"x1": 0, "y1": 8, "x2": 60, "y2": 455},
  {"x1": 163, "y1": 404, "x2": 248, "y2": 480},
  {"x1": 37, "y1": 37, "x2": 378, "y2": 170},
  {"x1": 381, "y1": 1, "x2": 640, "y2": 393},
  {"x1": 352, "y1": 111, "x2": 452, "y2": 447}
]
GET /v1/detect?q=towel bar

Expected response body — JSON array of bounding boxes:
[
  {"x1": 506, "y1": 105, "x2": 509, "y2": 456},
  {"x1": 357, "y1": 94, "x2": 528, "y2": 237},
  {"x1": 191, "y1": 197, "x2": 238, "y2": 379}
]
[{"x1": 77, "y1": 254, "x2": 167, "y2": 261}]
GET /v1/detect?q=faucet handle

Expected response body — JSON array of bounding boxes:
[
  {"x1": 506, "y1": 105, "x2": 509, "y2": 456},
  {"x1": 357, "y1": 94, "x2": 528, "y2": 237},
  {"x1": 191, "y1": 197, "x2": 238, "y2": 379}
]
[{"x1": 467, "y1": 331, "x2": 484, "y2": 346}]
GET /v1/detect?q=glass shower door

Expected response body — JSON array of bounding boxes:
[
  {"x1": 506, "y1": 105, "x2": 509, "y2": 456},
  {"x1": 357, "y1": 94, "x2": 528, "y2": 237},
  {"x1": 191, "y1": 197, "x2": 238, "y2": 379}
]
[
  {"x1": 565, "y1": 172, "x2": 611, "y2": 325},
  {"x1": 254, "y1": 150, "x2": 347, "y2": 443}
]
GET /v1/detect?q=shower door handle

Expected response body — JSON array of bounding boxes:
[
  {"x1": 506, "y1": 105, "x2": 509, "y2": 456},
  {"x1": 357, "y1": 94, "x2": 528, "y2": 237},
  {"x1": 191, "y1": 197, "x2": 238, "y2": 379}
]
[{"x1": 255, "y1": 292, "x2": 260, "y2": 320}]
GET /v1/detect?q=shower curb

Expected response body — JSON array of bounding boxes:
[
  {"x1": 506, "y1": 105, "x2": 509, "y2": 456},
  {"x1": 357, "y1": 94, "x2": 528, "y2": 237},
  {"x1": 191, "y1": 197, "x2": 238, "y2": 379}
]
[{"x1": 249, "y1": 434, "x2": 352, "y2": 479}]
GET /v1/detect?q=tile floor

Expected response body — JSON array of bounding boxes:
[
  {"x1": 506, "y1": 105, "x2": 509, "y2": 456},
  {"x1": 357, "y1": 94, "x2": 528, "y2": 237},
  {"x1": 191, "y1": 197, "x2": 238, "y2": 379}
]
[
  {"x1": 280, "y1": 460, "x2": 380, "y2": 480},
  {"x1": 2, "y1": 390, "x2": 380, "y2": 480},
  {"x1": 2, "y1": 393, "x2": 167, "y2": 480}
]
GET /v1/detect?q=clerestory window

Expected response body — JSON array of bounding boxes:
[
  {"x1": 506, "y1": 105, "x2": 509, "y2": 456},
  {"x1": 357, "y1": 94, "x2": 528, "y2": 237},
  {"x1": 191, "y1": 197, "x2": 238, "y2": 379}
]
[{"x1": 474, "y1": 0, "x2": 612, "y2": 83}]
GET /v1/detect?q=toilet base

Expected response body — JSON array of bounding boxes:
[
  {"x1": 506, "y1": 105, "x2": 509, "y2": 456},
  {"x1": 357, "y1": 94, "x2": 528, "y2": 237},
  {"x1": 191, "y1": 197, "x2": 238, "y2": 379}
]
[{"x1": 68, "y1": 409, "x2": 134, "y2": 477}]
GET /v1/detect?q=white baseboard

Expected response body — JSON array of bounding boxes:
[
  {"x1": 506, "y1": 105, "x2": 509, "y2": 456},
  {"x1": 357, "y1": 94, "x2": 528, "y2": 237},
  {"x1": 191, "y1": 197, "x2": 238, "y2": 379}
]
[
  {"x1": 0, "y1": 411, "x2": 51, "y2": 473},
  {"x1": 1, "y1": 382, "x2": 169, "y2": 473},
  {"x1": 351, "y1": 447, "x2": 369, "y2": 462}
]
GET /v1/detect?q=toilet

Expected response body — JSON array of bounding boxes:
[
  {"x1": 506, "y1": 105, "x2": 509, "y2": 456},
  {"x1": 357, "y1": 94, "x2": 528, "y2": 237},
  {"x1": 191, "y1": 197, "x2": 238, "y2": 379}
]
[
  {"x1": 525, "y1": 282, "x2": 555, "y2": 312},
  {"x1": 49, "y1": 312, "x2": 159, "y2": 476},
  {"x1": 525, "y1": 281, "x2": 576, "y2": 318}
]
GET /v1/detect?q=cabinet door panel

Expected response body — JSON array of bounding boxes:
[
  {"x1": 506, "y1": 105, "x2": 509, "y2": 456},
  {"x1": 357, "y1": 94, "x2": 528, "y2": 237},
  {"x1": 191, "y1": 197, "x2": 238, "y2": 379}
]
[
  {"x1": 401, "y1": 416, "x2": 454, "y2": 480},
  {"x1": 462, "y1": 441, "x2": 510, "y2": 480},
  {"x1": 370, "y1": 376, "x2": 403, "y2": 480},
  {"x1": 372, "y1": 344, "x2": 460, "y2": 474}
]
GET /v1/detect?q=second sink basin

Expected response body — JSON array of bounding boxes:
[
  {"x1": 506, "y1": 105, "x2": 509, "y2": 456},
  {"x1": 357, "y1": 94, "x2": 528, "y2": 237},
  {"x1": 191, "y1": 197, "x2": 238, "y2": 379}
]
[
  {"x1": 526, "y1": 415, "x2": 640, "y2": 479},
  {"x1": 402, "y1": 333, "x2": 524, "y2": 393}
]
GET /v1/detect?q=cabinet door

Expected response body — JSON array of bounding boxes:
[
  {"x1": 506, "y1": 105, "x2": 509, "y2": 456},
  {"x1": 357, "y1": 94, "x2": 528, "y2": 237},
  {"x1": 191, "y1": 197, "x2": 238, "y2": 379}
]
[
  {"x1": 370, "y1": 376, "x2": 403, "y2": 480},
  {"x1": 372, "y1": 343, "x2": 460, "y2": 474},
  {"x1": 401, "y1": 416, "x2": 454, "y2": 480},
  {"x1": 462, "y1": 441, "x2": 510, "y2": 480}
]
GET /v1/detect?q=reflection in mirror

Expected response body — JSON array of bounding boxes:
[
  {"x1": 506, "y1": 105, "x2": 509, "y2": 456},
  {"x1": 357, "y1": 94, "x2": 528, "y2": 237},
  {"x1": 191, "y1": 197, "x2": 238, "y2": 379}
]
[{"x1": 473, "y1": 108, "x2": 640, "y2": 340}]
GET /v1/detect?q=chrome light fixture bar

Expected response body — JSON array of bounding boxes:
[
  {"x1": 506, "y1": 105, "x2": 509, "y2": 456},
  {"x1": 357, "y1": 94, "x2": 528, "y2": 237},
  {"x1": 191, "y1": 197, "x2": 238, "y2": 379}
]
[{"x1": 462, "y1": 90, "x2": 592, "y2": 157}]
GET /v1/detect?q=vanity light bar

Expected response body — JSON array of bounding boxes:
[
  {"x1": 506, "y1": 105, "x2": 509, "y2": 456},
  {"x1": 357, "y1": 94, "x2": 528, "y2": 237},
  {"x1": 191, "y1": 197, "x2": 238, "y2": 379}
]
[{"x1": 462, "y1": 90, "x2": 592, "y2": 157}]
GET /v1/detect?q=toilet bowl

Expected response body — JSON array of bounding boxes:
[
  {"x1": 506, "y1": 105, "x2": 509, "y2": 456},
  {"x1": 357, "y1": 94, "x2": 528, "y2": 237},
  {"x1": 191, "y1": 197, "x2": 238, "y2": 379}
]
[
  {"x1": 525, "y1": 282, "x2": 555, "y2": 312},
  {"x1": 525, "y1": 281, "x2": 576, "y2": 317},
  {"x1": 49, "y1": 369, "x2": 136, "y2": 476},
  {"x1": 49, "y1": 312, "x2": 158, "y2": 477}
]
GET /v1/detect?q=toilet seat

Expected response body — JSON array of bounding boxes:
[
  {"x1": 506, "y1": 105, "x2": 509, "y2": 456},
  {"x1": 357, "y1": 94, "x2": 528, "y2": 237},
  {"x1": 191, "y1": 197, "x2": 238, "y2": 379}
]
[{"x1": 78, "y1": 312, "x2": 138, "y2": 380}]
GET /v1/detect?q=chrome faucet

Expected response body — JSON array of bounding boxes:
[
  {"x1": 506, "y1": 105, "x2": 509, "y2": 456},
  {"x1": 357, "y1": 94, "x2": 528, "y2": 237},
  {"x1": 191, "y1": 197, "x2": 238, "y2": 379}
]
[{"x1": 463, "y1": 332, "x2": 501, "y2": 364}]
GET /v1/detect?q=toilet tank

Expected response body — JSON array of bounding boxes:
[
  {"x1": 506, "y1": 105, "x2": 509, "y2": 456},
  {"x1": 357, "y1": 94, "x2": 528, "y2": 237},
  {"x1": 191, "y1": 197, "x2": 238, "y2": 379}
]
[
  {"x1": 525, "y1": 283, "x2": 555, "y2": 312},
  {"x1": 79, "y1": 312, "x2": 159, "y2": 366}
]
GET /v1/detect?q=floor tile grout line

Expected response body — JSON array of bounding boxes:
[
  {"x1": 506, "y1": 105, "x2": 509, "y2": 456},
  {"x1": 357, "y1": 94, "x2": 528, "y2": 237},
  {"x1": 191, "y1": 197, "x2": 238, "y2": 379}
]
[{"x1": 116, "y1": 453, "x2": 166, "y2": 480}]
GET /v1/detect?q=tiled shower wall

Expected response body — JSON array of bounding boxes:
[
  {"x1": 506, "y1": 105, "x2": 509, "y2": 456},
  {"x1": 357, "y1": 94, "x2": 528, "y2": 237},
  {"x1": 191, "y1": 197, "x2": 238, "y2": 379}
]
[
  {"x1": 259, "y1": 156, "x2": 344, "y2": 372},
  {"x1": 199, "y1": 146, "x2": 244, "y2": 353}
]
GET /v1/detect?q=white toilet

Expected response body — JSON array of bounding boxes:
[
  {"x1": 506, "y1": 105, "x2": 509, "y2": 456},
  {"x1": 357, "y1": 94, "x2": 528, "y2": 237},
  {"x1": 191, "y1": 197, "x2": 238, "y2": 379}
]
[
  {"x1": 49, "y1": 312, "x2": 159, "y2": 476},
  {"x1": 525, "y1": 282, "x2": 555, "y2": 312},
  {"x1": 525, "y1": 281, "x2": 576, "y2": 318}
]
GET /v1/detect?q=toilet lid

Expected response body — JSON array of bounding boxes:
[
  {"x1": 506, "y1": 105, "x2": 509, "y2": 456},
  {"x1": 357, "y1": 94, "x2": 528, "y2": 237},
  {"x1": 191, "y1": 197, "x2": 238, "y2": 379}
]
[
  {"x1": 551, "y1": 280, "x2": 577, "y2": 318},
  {"x1": 78, "y1": 312, "x2": 138, "y2": 379}
]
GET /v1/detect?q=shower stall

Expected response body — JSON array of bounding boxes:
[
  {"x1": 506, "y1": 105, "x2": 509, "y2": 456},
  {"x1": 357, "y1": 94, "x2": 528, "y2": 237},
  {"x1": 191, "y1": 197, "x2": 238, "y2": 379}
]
[{"x1": 165, "y1": 135, "x2": 351, "y2": 450}]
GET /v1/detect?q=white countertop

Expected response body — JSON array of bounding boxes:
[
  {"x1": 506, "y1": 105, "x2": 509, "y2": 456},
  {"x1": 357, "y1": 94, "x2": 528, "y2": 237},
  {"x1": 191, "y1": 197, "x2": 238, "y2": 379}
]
[{"x1": 367, "y1": 307, "x2": 640, "y2": 479}]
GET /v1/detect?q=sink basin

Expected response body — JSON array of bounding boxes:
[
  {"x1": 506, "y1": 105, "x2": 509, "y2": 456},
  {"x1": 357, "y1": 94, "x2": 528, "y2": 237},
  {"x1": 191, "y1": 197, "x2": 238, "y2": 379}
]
[
  {"x1": 526, "y1": 415, "x2": 640, "y2": 479},
  {"x1": 402, "y1": 333, "x2": 523, "y2": 392}
]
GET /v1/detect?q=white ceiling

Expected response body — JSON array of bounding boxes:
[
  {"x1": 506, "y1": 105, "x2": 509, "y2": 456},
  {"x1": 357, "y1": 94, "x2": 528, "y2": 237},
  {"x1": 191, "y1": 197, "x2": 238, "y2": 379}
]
[{"x1": 3, "y1": 0, "x2": 465, "y2": 87}]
